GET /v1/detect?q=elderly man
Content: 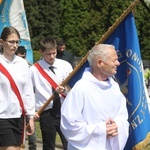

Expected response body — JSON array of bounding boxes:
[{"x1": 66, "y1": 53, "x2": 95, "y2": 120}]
[{"x1": 61, "y1": 44, "x2": 129, "y2": 150}]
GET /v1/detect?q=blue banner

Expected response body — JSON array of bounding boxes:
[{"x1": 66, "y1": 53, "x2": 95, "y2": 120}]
[
  {"x1": 104, "y1": 13, "x2": 150, "y2": 149},
  {"x1": 0, "y1": 0, "x2": 33, "y2": 64},
  {"x1": 68, "y1": 61, "x2": 89, "y2": 87},
  {"x1": 67, "y1": 13, "x2": 150, "y2": 149}
]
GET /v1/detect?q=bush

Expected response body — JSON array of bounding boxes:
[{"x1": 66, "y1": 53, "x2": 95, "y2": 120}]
[{"x1": 33, "y1": 51, "x2": 41, "y2": 63}]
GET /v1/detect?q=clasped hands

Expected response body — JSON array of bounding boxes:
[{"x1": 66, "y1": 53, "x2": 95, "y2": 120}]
[{"x1": 106, "y1": 118, "x2": 118, "y2": 138}]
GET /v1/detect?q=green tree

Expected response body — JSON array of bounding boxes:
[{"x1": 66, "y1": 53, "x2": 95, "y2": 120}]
[
  {"x1": 59, "y1": 0, "x2": 131, "y2": 56},
  {"x1": 24, "y1": 0, "x2": 150, "y2": 60},
  {"x1": 134, "y1": 1, "x2": 150, "y2": 60},
  {"x1": 24, "y1": 0, "x2": 61, "y2": 50}
]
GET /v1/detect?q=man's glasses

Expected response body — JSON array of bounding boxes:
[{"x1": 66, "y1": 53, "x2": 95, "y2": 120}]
[{"x1": 5, "y1": 40, "x2": 21, "y2": 46}]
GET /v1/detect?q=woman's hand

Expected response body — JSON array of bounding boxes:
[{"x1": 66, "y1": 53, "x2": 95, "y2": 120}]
[{"x1": 26, "y1": 118, "x2": 35, "y2": 136}]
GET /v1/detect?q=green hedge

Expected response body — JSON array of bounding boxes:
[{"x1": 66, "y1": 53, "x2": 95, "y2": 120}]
[{"x1": 33, "y1": 51, "x2": 41, "y2": 63}]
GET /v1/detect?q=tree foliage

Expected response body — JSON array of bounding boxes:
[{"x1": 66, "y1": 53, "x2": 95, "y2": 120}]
[
  {"x1": 134, "y1": 1, "x2": 150, "y2": 60},
  {"x1": 24, "y1": 0, "x2": 150, "y2": 60},
  {"x1": 24, "y1": 0, "x2": 61, "y2": 50}
]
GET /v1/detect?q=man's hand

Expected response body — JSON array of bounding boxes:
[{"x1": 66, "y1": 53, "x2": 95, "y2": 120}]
[
  {"x1": 34, "y1": 112, "x2": 40, "y2": 120},
  {"x1": 105, "y1": 118, "x2": 118, "y2": 138},
  {"x1": 55, "y1": 85, "x2": 65, "y2": 94}
]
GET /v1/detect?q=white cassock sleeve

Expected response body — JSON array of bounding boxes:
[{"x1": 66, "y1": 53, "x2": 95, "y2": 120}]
[{"x1": 60, "y1": 87, "x2": 107, "y2": 150}]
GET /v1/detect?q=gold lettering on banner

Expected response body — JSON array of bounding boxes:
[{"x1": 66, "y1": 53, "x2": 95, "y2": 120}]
[
  {"x1": 126, "y1": 49, "x2": 142, "y2": 72},
  {"x1": 140, "y1": 110, "x2": 145, "y2": 118},
  {"x1": 131, "y1": 115, "x2": 143, "y2": 130},
  {"x1": 130, "y1": 88, "x2": 148, "y2": 130},
  {"x1": 131, "y1": 120, "x2": 138, "y2": 129}
]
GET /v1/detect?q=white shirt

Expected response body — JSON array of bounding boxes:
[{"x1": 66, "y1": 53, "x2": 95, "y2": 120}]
[
  {"x1": 30, "y1": 58, "x2": 73, "y2": 111},
  {"x1": 0, "y1": 55, "x2": 35, "y2": 118},
  {"x1": 61, "y1": 67, "x2": 129, "y2": 150}
]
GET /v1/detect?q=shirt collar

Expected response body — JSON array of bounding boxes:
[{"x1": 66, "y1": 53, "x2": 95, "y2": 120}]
[
  {"x1": 0, "y1": 54, "x2": 19, "y2": 64},
  {"x1": 41, "y1": 58, "x2": 57, "y2": 70}
]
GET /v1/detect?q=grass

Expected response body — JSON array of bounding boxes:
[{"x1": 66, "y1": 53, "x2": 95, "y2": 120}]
[{"x1": 35, "y1": 121, "x2": 42, "y2": 141}]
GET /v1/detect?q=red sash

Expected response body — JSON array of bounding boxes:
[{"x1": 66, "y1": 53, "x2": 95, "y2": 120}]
[
  {"x1": 0, "y1": 63, "x2": 25, "y2": 116},
  {"x1": 0, "y1": 63, "x2": 26, "y2": 145},
  {"x1": 34, "y1": 63, "x2": 66, "y2": 98}
]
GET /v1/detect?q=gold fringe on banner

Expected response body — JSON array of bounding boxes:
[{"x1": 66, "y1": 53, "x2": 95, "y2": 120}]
[{"x1": 133, "y1": 132, "x2": 150, "y2": 150}]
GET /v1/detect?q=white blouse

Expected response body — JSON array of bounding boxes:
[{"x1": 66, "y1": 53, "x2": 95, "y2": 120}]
[{"x1": 0, "y1": 55, "x2": 35, "y2": 118}]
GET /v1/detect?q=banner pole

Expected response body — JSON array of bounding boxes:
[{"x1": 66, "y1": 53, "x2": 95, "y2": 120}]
[{"x1": 139, "y1": 0, "x2": 150, "y2": 13}]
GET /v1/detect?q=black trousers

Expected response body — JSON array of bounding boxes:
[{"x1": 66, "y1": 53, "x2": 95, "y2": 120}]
[{"x1": 40, "y1": 109, "x2": 67, "y2": 150}]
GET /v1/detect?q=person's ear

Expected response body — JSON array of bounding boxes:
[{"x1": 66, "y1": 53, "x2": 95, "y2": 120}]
[
  {"x1": 0, "y1": 39, "x2": 4, "y2": 45},
  {"x1": 39, "y1": 49, "x2": 42, "y2": 54},
  {"x1": 97, "y1": 59, "x2": 102, "y2": 68}
]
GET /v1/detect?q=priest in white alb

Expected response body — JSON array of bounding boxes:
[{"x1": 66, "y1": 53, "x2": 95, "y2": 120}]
[{"x1": 61, "y1": 44, "x2": 129, "y2": 150}]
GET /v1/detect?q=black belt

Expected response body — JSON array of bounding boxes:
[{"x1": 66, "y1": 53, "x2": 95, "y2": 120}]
[
  {"x1": 41, "y1": 108, "x2": 60, "y2": 118},
  {"x1": 42, "y1": 108, "x2": 52, "y2": 114}
]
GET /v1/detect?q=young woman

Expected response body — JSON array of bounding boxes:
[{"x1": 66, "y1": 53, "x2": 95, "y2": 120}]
[{"x1": 0, "y1": 27, "x2": 35, "y2": 150}]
